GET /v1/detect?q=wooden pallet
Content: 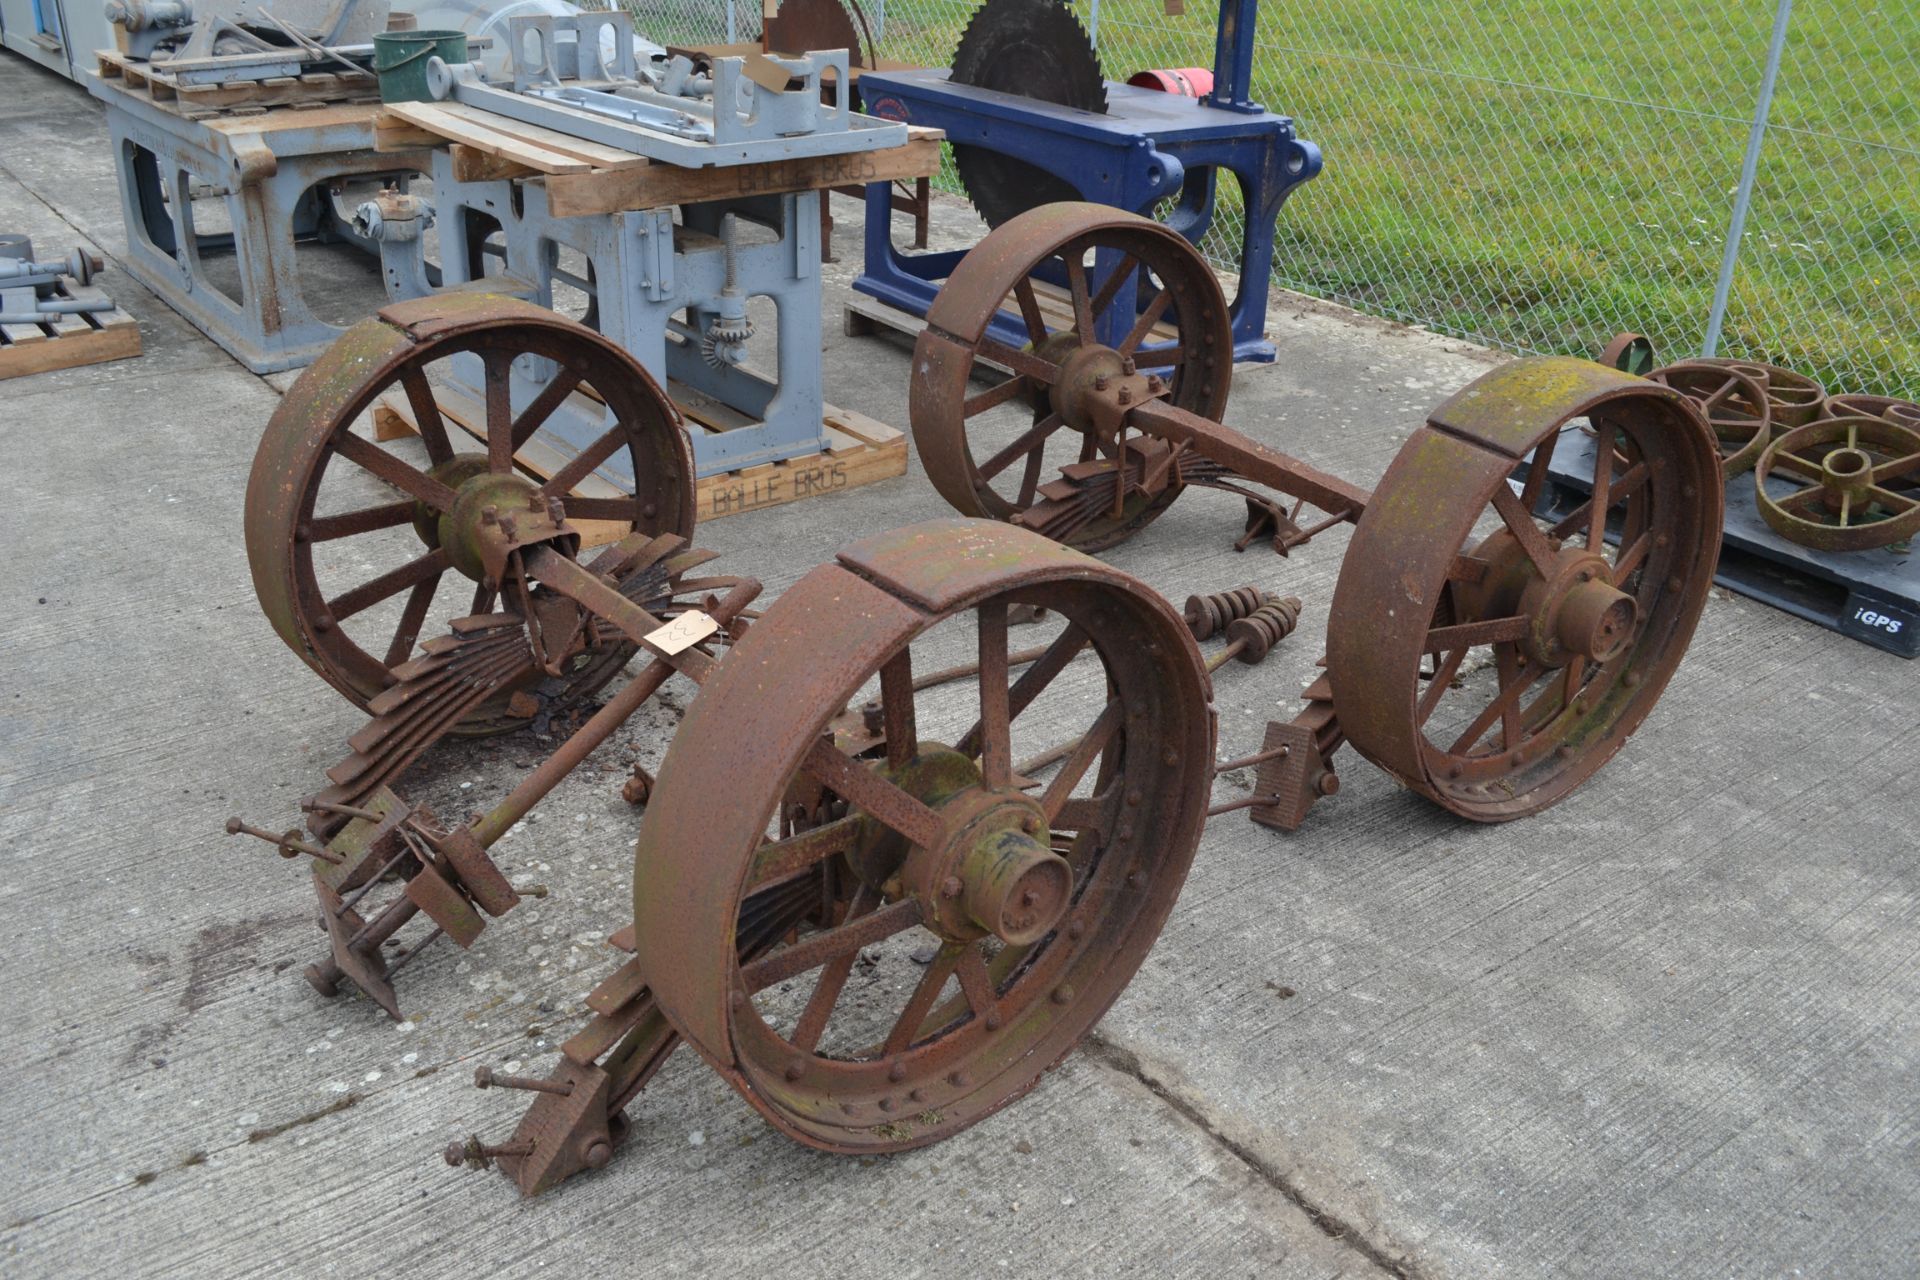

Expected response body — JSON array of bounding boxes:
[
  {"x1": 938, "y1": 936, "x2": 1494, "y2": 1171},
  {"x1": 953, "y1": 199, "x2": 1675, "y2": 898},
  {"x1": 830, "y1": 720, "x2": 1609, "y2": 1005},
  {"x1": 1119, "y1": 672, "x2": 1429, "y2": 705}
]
[
  {"x1": 372, "y1": 381, "x2": 907, "y2": 543},
  {"x1": 96, "y1": 49, "x2": 381, "y2": 115},
  {"x1": 373, "y1": 101, "x2": 944, "y2": 218},
  {"x1": 843, "y1": 277, "x2": 1183, "y2": 357},
  {"x1": 0, "y1": 279, "x2": 141, "y2": 379}
]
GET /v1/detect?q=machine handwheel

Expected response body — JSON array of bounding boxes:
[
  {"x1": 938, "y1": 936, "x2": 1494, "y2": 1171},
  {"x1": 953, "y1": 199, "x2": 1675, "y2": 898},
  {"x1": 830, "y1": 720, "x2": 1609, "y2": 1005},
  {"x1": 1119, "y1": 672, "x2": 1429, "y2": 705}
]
[
  {"x1": 1696, "y1": 357, "x2": 1825, "y2": 428},
  {"x1": 632, "y1": 519, "x2": 1214, "y2": 1151},
  {"x1": 910, "y1": 204, "x2": 1234, "y2": 551},
  {"x1": 246, "y1": 295, "x2": 695, "y2": 730},
  {"x1": 1327, "y1": 359, "x2": 1723, "y2": 821}
]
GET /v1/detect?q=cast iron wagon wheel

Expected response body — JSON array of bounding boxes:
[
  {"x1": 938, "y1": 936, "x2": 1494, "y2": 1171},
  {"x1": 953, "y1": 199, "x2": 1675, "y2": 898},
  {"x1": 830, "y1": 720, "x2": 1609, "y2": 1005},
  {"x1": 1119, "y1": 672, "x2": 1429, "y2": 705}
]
[
  {"x1": 1647, "y1": 361, "x2": 1772, "y2": 478},
  {"x1": 909, "y1": 203, "x2": 1234, "y2": 552},
  {"x1": 246, "y1": 294, "x2": 695, "y2": 731},
  {"x1": 632, "y1": 519, "x2": 1214, "y2": 1152},
  {"x1": 1327, "y1": 358, "x2": 1722, "y2": 822},
  {"x1": 1753, "y1": 416, "x2": 1920, "y2": 552}
]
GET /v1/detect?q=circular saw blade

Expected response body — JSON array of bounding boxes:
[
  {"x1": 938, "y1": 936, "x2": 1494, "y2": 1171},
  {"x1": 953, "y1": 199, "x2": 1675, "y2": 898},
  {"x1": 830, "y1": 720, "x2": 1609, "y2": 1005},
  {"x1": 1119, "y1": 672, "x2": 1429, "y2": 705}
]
[
  {"x1": 762, "y1": 0, "x2": 867, "y2": 68},
  {"x1": 949, "y1": 0, "x2": 1107, "y2": 228}
]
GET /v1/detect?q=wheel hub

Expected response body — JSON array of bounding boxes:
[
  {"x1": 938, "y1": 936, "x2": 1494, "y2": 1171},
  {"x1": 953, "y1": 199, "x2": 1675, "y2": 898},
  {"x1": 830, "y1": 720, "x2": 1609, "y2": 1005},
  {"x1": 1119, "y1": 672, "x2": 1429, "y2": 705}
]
[
  {"x1": 1520, "y1": 547, "x2": 1638, "y2": 667},
  {"x1": 1051, "y1": 344, "x2": 1130, "y2": 433},
  {"x1": 411, "y1": 455, "x2": 492, "y2": 547},
  {"x1": 853, "y1": 747, "x2": 1070, "y2": 947},
  {"x1": 439, "y1": 471, "x2": 574, "y2": 584},
  {"x1": 1818, "y1": 447, "x2": 1874, "y2": 511}
]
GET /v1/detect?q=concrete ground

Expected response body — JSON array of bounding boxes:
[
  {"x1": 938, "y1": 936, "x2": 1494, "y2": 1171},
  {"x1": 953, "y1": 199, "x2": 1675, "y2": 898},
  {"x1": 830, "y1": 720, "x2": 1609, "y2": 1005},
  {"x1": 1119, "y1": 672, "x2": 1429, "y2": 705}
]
[{"x1": 2, "y1": 51, "x2": 1916, "y2": 1280}]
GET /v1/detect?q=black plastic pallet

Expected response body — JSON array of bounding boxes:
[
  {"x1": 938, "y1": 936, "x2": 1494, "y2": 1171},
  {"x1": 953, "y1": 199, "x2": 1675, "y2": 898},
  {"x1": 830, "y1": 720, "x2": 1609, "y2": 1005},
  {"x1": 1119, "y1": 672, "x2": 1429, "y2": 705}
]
[{"x1": 1536, "y1": 428, "x2": 1918, "y2": 659}]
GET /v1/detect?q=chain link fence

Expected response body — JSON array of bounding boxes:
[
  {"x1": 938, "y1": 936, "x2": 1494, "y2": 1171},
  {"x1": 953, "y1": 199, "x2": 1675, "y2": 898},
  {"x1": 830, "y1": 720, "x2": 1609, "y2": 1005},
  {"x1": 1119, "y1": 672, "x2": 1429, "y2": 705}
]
[{"x1": 623, "y1": 0, "x2": 1918, "y2": 399}]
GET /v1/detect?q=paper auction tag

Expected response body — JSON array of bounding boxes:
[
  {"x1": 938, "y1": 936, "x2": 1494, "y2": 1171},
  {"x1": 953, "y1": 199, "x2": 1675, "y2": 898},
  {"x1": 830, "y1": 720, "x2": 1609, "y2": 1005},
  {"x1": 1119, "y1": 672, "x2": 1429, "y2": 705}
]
[{"x1": 645, "y1": 611, "x2": 721, "y2": 656}]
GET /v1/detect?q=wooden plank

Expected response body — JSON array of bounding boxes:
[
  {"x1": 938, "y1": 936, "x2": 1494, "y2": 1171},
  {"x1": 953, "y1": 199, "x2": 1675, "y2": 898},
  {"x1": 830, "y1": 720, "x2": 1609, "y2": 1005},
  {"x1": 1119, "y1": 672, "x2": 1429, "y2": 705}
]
[
  {"x1": 450, "y1": 144, "x2": 538, "y2": 184},
  {"x1": 544, "y1": 136, "x2": 943, "y2": 218},
  {"x1": 379, "y1": 102, "x2": 593, "y2": 174},
  {"x1": 432, "y1": 103, "x2": 648, "y2": 171}
]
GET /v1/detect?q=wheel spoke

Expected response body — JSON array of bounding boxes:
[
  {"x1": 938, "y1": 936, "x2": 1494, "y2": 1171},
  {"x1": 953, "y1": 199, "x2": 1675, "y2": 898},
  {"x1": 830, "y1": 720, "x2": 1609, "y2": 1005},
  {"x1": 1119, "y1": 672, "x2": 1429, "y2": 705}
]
[
  {"x1": 954, "y1": 944, "x2": 999, "y2": 1020},
  {"x1": 746, "y1": 812, "x2": 863, "y2": 892},
  {"x1": 332, "y1": 431, "x2": 459, "y2": 512},
  {"x1": 1446, "y1": 646, "x2": 1533, "y2": 755},
  {"x1": 1016, "y1": 440, "x2": 1048, "y2": 508},
  {"x1": 977, "y1": 337, "x2": 1063, "y2": 385},
  {"x1": 509, "y1": 365, "x2": 585, "y2": 452},
  {"x1": 1039, "y1": 699, "x2": 1121, "y2": 821},
  {"x1": 1867, "y1": 487, "x2": 1916, "y2": 513},
  {"x1": 383, "y1": 573, "x2": 442, "y2": 667},
  {"x1": 326, "y1": 546, "x2": 450, "y2": 623},
  {"x1": 977, "y1": 604, "x2": 1012, "y2": 788},
  {"x1": 308, "y1": 500, "x2": 416, "y2": 542},
  {"x1": 1118, "y1": 289, "x2": 1174, "y2": 355},
  {"x1": 1519, "y1": 427, "x2": 1561, "y2": 514},
  {"x1": 398, "y1": 367, "x2": 454, "y2": 465},
  {"x1": 1490, "y1": 484, "x2": 1562, "y2": 577},
  {"x1": 1011, "y1": 277, "x2": 1049, "y2": 346},
  {"x1": 963, "y1": 374, "x2": 1034, "y2": 420},
  {"x1": 1612, "y1": 529, "x2": 1653, "y2": 583},
  {"x1": 1065, "y1": 255, "x2": 1096, "y2": 340},
  {"x1": 1768, "y1": 450, "x2": 1825, "y2": 482},
  {"x1": 469, "y1": 582, "x2": 497, "y2": 614},
  {"x1": 484, "y1": 349, "x2": 515, "y2": 474},
  {"x1": 1776, "y1": 484, "x2": 1827, "y2": 514},
  {"x1": 539, "y1": 424, "x2": 625, "y2": 500},
  {"x1": 879, "y1": 648, "x2": 917, "y2": 769},
  {"x1": 562, "y1": 495, "x2": 643, "y2": 522},
  {"x1": 1417, "y1": 646, "x2": 1468, "y2": 726},
  {"x1": 1586, "y1": 421, "x2": 1615, "y2": 548},
  {"x1": 1546, "y1": 462, "x2": 1647, "y2": 541},
  {"x1": 882, "y1": 940, "x2": 964, "y2": 1055},
  {"x1": 957, "y1": 625, "x2": 1091, "y2": 759},
  {"x1": 1871, "y1": 454, "x2": 1920, "y2": 486},
  {"x1": 788, "y1": 884, "x2": 878, "y2": 1052},
  {"x1": 803, "y1": 739, "x2": 943, "y2": 849},
  {"x1": 978, "y1": 412, "x2": 1065, "y2": 481},
  {"x1": 739, "y1": 896, "x2": 922, "y2": 992},
  {"x1": 1087, "y1": 253, "x2": 1139, "y2": 323},
  {"x1": 1423, "y1": 615, "x2": 1530, "y2": 654}
]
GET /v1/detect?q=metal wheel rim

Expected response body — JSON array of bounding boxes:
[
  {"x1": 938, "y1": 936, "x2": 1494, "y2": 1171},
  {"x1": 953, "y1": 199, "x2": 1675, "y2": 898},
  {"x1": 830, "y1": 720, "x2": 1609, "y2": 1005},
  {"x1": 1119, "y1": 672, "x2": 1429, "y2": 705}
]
[
  {"x1": 245, "y1": 295, "x2": 695, "y2": 728},
  {"x1": 1327, "y1": 358, "x2": 1723, "y2": 822},
  {"x1": 909, "y1": 203, "x2": 1233, "y2": 552},
  {"x1": 632, "y1": 519, "x2": 1214, "y2": 1152}
]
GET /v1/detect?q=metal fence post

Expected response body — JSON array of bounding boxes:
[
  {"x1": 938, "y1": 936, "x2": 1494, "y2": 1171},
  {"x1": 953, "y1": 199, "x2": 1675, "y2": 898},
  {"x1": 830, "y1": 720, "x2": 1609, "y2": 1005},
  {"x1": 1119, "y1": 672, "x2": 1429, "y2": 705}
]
[
  {"x1": 1702, "y1": 0, "x2": 1795, "y2": 358},
  {"x1": 1088, "y1": 0, "x2": 1101, "y2": 48},
  {"x1": 726, "y1": 0, "x2": 737, "y2": 43}
]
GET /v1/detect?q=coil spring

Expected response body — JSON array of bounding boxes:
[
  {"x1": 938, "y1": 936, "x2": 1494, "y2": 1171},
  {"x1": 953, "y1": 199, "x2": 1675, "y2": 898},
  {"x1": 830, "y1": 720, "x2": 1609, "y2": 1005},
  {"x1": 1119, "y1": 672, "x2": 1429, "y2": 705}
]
[
  {"x1": 1183, "y1": 585, "x2": 1269, "y2": 640},
  {"x1": 1225, "y1": 596, "x2": 1304, "y2": 665}
]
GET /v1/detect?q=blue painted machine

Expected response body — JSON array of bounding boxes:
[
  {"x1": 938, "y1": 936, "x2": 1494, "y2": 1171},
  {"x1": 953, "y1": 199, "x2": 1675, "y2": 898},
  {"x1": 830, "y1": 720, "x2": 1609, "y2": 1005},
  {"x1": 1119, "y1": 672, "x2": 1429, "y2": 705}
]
[{"x1": 851, "y1": 0, "x2": 1320, "y2": 363}]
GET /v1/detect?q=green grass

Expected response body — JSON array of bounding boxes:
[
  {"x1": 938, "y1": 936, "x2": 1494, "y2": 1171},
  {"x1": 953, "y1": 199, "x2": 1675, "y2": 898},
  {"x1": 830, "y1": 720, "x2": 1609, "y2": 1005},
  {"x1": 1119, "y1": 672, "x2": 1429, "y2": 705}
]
[{"x1": 864, "y1": 0, "x2": 1920, "y2": 398}]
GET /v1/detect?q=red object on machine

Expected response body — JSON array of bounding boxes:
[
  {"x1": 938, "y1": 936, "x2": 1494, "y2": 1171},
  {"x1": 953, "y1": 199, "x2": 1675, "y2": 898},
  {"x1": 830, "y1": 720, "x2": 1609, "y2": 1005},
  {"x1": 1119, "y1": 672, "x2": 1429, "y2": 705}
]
[{"x1": 1127, "y1": 67, "x2": 1214, "y2": 96}]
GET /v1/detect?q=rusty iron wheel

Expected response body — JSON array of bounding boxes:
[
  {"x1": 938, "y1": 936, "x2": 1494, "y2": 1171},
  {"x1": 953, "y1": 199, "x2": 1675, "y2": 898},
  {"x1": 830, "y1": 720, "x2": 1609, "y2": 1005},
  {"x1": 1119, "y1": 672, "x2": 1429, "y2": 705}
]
[
  {"x1": 1648, "y1": 361, "x2": 1772, "y2": 477},
  {"x1": 1753, "y1": 416, "x2": 1920, "y2": 552},
  {"x1": 1694, "y1": 357, "x2": 1824, "y2": 429},
  {"x1": 909, "y1": 203, "x2": 1233, "y2": 552},
  {"x1": 1327, "y1": 359, "x2": 1723, "y2": 822},
  {"x1": 1822, "y1": 393, "x2": 1920, "y2": 433},
  {"x1": 633, "y1": 518, "x2": 1214, "y2": 1152},
  {"x1": 245, "y1": 295, "x2": 695, "y2": 730}
]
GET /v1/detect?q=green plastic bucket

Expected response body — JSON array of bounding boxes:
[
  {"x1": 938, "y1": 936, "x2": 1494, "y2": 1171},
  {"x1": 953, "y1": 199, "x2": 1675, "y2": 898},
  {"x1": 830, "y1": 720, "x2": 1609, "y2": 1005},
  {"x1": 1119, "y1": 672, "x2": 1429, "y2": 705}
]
[{"x1": 372, "y1": 29, "x2": 468, "y2": 104}]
